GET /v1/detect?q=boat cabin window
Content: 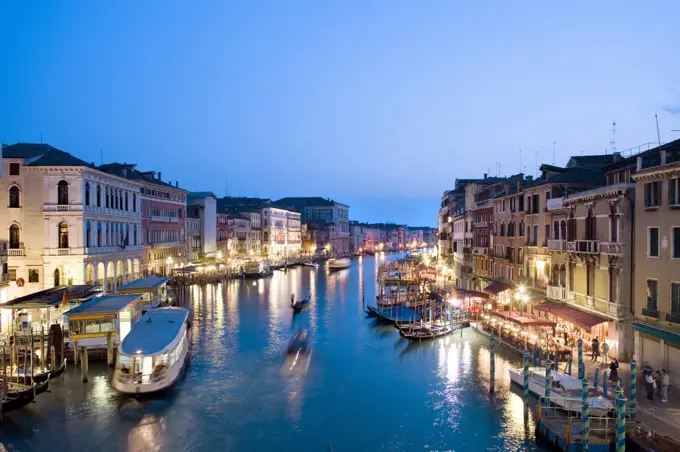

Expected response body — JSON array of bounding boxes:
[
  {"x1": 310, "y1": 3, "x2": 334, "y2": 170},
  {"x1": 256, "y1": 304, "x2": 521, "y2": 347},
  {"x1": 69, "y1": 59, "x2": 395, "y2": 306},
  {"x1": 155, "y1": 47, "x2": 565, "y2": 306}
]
[
  {"x1": 118, "y1": 355, "x2": 132, "y2": 372},
  {"x1": 69, "y1": 318, "x2": 115, "y2": 335}
]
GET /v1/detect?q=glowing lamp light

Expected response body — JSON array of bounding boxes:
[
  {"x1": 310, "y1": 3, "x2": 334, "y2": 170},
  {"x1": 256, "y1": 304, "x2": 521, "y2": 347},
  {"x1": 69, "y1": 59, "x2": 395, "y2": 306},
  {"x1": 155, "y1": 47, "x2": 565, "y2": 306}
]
[
  {"x1": 136, "y1": 349, "x2": 142, "y2": 354},
  {"x1": 486, "y1": 303, "x2": 493, "y2": 310}
]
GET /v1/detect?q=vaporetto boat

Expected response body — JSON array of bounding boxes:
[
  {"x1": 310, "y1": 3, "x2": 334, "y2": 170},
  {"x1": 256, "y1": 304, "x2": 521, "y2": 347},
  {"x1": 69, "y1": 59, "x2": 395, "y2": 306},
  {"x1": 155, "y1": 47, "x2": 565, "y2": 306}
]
[
  {"x1": 113, "y1": 307, "x2": 191, "y2": 395},
  {"x1": 328, "y1": 258, "x2": 351, "y2": 270},
  {"x1": 508, "y1": 366, "x2": 613, "y2": 415}
]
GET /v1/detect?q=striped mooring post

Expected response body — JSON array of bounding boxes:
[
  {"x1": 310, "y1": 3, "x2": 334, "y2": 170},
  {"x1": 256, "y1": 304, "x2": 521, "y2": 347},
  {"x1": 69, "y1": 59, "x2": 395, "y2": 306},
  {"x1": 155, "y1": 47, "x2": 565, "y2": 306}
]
[
  {"x1": 582, "y1": 378, "x2": 590, "y2": 452},
  {"x1": 603, "y1": 371, "x2": 608, "y2": 398},
  {"x1": 544, "y1": 360, "x2": 552, "y2": 400},
  {"x1": 616, "y1": 391, "x2": 627, "y2": 452},
  {"x1": 594, "y1": 368, "x2": 601, "y2": 393},
  {"x1": 630, "y1": 359, "x2": 637, "y2": 421},
  {"x1": 523, "y1": 349, "x2": 530, "y2": 406},
  {"x1": 567, "y1": 353, "x2": 572, "y2": 376},
  {"x1": 532, "y1": 343, "x2": 537, "y2": 366},
  {"x1": 490, "y1": 335, "x2": 495, "y2": 393},
  {"x1": 554, "y1": 350, "x2": 559, "y2": 372},
  {"x1": 577, "y1": 339, "x2": 584, "y2": 379}
]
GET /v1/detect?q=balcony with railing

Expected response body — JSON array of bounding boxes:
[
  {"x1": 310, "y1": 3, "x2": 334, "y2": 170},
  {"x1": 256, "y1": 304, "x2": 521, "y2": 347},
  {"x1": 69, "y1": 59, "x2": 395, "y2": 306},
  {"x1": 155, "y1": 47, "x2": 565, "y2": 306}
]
[
  {"x1": 599, "y1": 242, "x2": 623, "y2": 255},
  {"x1": 7, "y1": 248, "x2": 25, "y2": 257},
  {"x1": 546, "y1": 285, "x2": 571, "y2": 301},
  {"x1": 566, "y1": 240, "x2": 599, "y2": 253},
  {"x1": 518, "y1": 275, "x2": 547, "y2": 290},
  {"x1": 547, "y1": 239, "x2": 567, "y2": 251},
  {"x1": 546, "y1": 197, "x2": 564, "y2": 212},
  {"x1": 151, "y1": 215, "x2": 180, "y2": 223}
]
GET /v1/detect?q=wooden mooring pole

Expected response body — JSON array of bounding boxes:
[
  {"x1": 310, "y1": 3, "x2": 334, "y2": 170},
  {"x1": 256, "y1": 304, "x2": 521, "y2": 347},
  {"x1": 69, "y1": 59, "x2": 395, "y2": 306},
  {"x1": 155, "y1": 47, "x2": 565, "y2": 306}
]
[
  {"x1": 80, "y1": 348, "x2": 88, "y2": 383},
  {"x1": 107, "y1": 332, "x2": 114, "y2": 367}
]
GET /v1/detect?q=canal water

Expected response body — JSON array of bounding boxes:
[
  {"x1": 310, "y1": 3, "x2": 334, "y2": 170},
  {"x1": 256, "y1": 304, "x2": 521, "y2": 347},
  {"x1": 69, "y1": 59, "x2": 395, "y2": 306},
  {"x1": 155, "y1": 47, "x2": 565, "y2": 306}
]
[{"x1": 0, "y1": 253, "x2": 549, "y2": 452}]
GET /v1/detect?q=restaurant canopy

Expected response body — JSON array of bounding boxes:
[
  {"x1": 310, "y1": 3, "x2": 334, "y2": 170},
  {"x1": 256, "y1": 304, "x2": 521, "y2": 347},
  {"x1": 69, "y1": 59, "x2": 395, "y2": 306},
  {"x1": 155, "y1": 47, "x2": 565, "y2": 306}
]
[
  {"x1": 118, "y1": 275, "x2": 171, "y2": 293},
  {"x1": 484, "y1": 282, "x2": 512, "y2": 295},
  {"x1": 533, "y1": 301, "x2": 607, "y2": 329},
  {"x1": 452, "y1": 289, "x2": 489, "y2": 299},
  {"x1": 491, "y1": 311, "x2": 556, "y2": 327}
]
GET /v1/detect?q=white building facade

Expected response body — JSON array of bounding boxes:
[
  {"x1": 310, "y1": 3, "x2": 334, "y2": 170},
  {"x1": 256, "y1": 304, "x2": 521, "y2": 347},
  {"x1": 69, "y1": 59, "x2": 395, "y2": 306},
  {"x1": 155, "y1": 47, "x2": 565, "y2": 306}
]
[
  {"x1": 261, "y1": 207, "x2": 301, "y2": 259},
  {"x1": 1, "y1": 144, "x2": 144, "y2": 300}
]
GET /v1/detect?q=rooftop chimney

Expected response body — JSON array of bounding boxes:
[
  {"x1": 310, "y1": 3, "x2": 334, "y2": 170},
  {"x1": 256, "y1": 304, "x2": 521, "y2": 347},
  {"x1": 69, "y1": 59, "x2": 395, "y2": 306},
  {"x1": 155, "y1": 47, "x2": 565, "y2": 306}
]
[
  {"x1": 612, "y1": 151, "x2": 621, "y2": 163},
  {"x1": 175, "y1": 181, "x2": 178, "y2": 188},
  {"x1": 526, "y1": 175, "x2": 534, "y2": 183},
  {"x1": 483, "y1": 173, "x2": 487, "y2": 179},
  {"x1": 157, "y1": 172, "x2": 162, "y2": 181}
]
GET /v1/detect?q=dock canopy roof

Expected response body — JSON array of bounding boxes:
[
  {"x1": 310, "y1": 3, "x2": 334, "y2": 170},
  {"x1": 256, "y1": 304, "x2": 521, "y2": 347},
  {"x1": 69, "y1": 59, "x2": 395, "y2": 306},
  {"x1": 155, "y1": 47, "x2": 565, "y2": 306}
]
[
  {"x1": 65, "y1": 294, "x2": 141, "y2": 317},
  {"x1": 2, "y1": 285, "x2": 100, "y2": 309},
  {"x1": 484, "y1": 282, "x2": 512, "y2": 295},
  {"x1": 120, "y1": 307, "x2": 189, "y2": 356},
  {"x1": 118, "y1": 275, "x2": 171, "y2": 292},
  {"x1": 533, "y1": 301, "x2": 607, "y2": 329}
]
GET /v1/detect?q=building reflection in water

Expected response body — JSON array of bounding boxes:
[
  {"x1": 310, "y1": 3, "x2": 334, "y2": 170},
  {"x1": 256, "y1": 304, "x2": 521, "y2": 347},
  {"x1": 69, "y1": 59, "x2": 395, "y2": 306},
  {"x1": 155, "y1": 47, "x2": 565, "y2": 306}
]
[{"x1": 127, "y1": 414, "x2": 165, "y2": 452}]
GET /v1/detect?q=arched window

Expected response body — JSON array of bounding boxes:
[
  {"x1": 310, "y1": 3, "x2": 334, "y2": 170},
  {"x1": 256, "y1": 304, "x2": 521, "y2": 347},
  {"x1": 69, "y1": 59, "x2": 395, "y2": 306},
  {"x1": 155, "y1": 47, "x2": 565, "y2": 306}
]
[
  {"x1": 519, "y1": 219, "x2": 524, "y2": 237},
  {"x1": 97, "y1": 184, "x2": 102, "y2": 207},
  {"x1": 114, "y1": 189, "x2": 119, "y2": 210},
  {"x1": 500, "y1": 222, "x2": 505, "y2": 236},
  {"x1": 9, "y1": 224, "x2": 20, "y2": 249},
  {"x1": 8, "y1": 186, "x2": 20, "y2": 208},
  {"x1": 553, "y1": 221, "x2": 560, "y2": 240},
  {"x1": 57, "y1": 180, "x2": 69, "y2": 205},
  {"x1": 105, "y1": 223, "x2": 109, "y2": 246},
  {"x1": 120, "y1": 191, "x2": 124, "y2": 210},
  {"x1": 85, "y1": 182, "x2": 91, "y2": 206},
  {"x1": 132, "y1": 193, "x2": 137, "y2": 212},
  {"x1": 86, "y1": 221, "x2": 92, "y2": 248},
  {"x1": 125, "y1": 192, "x2": 129, "y2": 211},
  {"x1": 264, "y1": 232, "x2": 269, "y2": 242},
  {"x1": 560, "y1": 220, "x2": 567, "y2": 241},
  {"x1": 59, "y1": 221, "x2": 69, "y2": 248},
  {"x1": 133, "y1": 224, "x2": 138, "y2": 246},
  {"x1": 106, "y1": 187, "x2": 110, "y2": 208},
  {"x1": 97, "y1": 222, "x2": 102, "y2": 247},
  {"x1": 125, "y1": 224, "x2": 130, "y2": 245}
]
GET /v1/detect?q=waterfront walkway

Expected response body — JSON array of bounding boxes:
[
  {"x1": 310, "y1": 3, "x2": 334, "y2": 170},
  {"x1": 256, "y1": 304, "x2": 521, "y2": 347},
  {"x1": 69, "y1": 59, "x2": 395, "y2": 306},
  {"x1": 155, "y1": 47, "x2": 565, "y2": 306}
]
[{"x1": 470, "y1": 321, "x2": 680, "y2": 443}]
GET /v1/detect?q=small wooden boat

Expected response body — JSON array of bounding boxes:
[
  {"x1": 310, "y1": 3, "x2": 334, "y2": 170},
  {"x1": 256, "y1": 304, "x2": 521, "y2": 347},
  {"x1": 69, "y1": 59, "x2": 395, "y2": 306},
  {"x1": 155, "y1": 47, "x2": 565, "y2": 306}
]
[
  {"x1": 628, "y1": 428, "x2": 680, "y2": 451},
  {"x1": 1, "y1": 379, "x2": 49, "y2": 413},
  {"x1": 291, "y1": 297, "x2": 311, "y2": 311},
  {"x1": 328, "y1": 258, "x2": 351, "y2": 271},
  {"x1": 282, "y1": 329, "x2": 312, "y2": 377},
  {"x1": 302, "y1": 262, "x2": 319, "y2": 268},
  {"x1": 243, "y1": 261, "x2": 273, "y2": 278},
  {"x1": 508, "y1": 367, "x2": 614, "y2": 415},
  {"x1": 399, "y1": 323, "x2": 457, "y2": 340}
]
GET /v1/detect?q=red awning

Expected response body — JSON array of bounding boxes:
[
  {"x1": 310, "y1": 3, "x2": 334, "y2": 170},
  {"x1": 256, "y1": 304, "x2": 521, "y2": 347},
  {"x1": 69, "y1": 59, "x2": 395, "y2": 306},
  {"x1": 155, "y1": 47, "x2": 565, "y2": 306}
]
[
  {"x1": 453, "y1": 289, "x2": 489, "y2": 300},
  {"x1": 491, "y1": 311, "x2": 556, "y2": 327},
  {"x1": 534, "y1": 301, "x2": 608, "y2": 329},
  {"x1": 484, "y1": 282, "x2": 512, "y2": 294}
]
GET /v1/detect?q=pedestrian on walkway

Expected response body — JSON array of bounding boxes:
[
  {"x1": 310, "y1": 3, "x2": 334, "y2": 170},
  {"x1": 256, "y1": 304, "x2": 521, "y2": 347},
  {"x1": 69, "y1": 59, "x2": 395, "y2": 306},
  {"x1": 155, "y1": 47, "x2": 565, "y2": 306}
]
[
  {"x1": 655, "y1": 370, "x2": 664, "y2": 399},
  {"x1": 645, "y1": 371, "x2": 655, "y2": 401},
  {"x1": 662, "y1": 370, "x2": 670, "y2": 403},
  {"x1": 591, "y1": 337, "x2": 600, "y2": 362},
  {"x1": 600, "y1": 341, "x2": 609, "y2": 360},
  {"x1": 609, "y1": 358, "x2": 619, "y2": 382}
]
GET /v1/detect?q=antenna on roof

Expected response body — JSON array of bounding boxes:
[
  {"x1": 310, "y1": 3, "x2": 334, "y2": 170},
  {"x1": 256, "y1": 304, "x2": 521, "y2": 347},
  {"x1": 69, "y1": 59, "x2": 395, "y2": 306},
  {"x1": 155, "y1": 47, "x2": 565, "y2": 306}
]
[
  {"x1": 40, "y1": 132, "x2": 43, "y2": 144},
  {"x1": 100, "y1": 149, "x2": 103, "y2": 165},
  {"x1": 535, "y1": 151, "x2": 538, "y2": 177},
  {"x1": 225, "y1": 176, "x2": 228, "y2": 197},
  {"x1": 552, "y1": 141, "x2": 556, "y2": 165},
  {"x1": 519, "y1": 149, "x2": 522, "y2": 174},
  {"x1": 610, "y1": 121, "x2": 616, "y2": 154},
  {"x1": 655, "y1": 114, "x2": 662, "y2": 146}
]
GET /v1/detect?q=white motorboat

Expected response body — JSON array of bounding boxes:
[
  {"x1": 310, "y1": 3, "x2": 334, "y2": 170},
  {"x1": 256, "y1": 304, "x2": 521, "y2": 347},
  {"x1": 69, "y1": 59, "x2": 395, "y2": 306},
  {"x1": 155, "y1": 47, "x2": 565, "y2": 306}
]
[
  {"x1": 113, "y1": 307, "x2": 191, "y2": 395},
  {"x1": 328, "y1": 258, "x2": 351, "y2": 270},
  {"x1": 243, "y1": 261, "x2": 273, "y2": 278},
  {"x1": 508, "y1": 366, "x2": 613, "y2": 415}
]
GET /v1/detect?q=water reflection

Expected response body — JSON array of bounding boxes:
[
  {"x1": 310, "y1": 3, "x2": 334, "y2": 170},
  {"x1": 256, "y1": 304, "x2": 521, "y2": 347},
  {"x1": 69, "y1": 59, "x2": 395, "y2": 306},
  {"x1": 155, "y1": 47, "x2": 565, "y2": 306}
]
[{"x1": 0, "y1": 253, "x2": 547, "y2": 452}]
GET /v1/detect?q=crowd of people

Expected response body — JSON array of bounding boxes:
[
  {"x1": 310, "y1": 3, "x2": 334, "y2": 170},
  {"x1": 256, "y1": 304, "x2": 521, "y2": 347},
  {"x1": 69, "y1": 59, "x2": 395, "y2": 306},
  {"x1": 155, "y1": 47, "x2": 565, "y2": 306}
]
[{"x1": 643, "y1": 366, "x2": 671, "y2": 403}]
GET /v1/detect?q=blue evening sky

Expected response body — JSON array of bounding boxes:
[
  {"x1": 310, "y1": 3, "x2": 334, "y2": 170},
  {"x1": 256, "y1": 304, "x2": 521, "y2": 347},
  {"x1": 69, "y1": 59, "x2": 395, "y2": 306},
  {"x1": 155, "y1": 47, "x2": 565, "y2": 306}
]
[{"x1": 2, "y1": 2, "x2": 680, "y2": 227}]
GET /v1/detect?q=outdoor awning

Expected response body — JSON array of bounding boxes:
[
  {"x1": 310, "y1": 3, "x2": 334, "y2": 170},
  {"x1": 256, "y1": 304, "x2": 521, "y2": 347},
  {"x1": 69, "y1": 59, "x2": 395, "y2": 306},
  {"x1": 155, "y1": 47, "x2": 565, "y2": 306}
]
[
  {"x1": 452, "y1": 289, "x2": 489, "y2": 300},
  {"x1": 491, "y1": 311, "x2": 556, "y2": 327},
  {"x1": 484, "y1": 282, "x2": 512, "y2": 294},
  {"x1": 534, "y1": 301, "x2": 608, "y2": 329}
]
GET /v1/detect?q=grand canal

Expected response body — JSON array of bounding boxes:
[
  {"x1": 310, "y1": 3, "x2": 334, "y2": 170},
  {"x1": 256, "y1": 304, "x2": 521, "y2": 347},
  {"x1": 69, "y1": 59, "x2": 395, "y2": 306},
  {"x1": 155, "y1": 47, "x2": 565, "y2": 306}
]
[{"x1": 0, "y1": 253, "x2": 548, "y2": 452}]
